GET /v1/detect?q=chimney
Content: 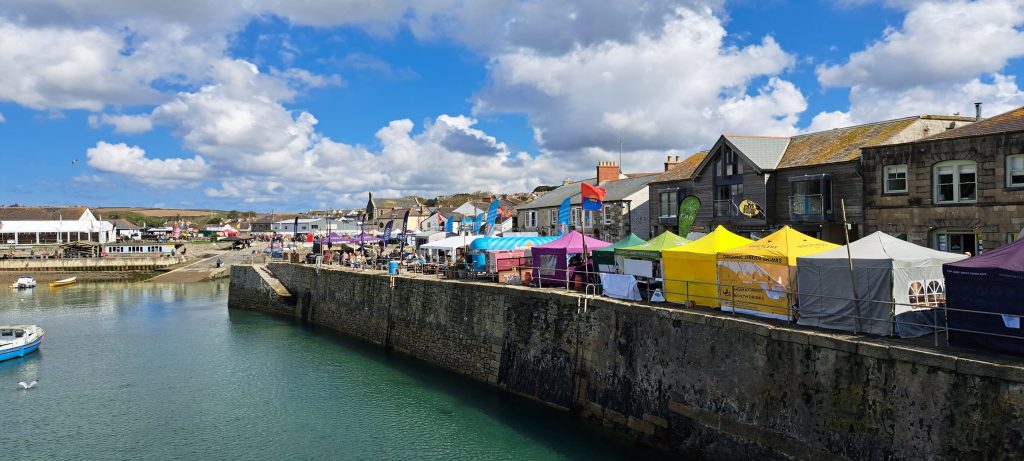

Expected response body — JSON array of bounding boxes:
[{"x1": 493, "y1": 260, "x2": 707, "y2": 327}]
[
  {"x1": 596, "y1": 161, "x2": 621, "y2": 184},
  {"x1": 974, "y1": 102, "x2": 982, "y2": 121},
  {"x1": 663, "y1": 155, "x2": 682, "y2": 172}
]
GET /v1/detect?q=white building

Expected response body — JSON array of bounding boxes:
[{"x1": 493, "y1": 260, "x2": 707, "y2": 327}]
[{"x1": 0, "y1": 206, "x2": 114, "y2": 245}]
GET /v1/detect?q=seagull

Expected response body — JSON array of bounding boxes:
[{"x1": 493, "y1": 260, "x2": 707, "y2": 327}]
[
  {"x1": 18, "y1": 380, "x2": 37, "y2": 389},
  {"x1": 71, "y1": 159, "x2": 78, "y2": 166}
]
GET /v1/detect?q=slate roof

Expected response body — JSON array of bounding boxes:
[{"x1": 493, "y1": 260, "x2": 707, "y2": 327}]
[
  {"x1": 0, "y1": 206, "x2": 90, "y2": 221},
  {"x1": 649, "y1": 151, "x2": 709, "y2": 184},
  {"x1": 919, "y1": 106, "x2": 1024, "y2": 141},
  {"x1": 723, "y1": 135, "x2": 791, "y2": 170},
  {"x1": 372, "y1": 196, "x2": 422, "y2": 210},
  {"x1": 518, "y1": 174, "x2": 657, "y2": 210},
  {"x1": 108, "y1": 218, "x2": 141, "y2": 230},
  {"x1": 775, "y1": 117, "x2": 919, "y2": 168}
]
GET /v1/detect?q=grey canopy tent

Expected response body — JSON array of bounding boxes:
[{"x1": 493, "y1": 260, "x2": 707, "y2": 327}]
[{"x1": 796, "y1": 231, "x2": 967, "y2": 337}]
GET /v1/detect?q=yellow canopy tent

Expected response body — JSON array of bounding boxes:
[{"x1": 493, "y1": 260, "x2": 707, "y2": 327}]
[
  {"x1": 716, "y1": 226, "x2": 838, "y2": 320},
  {"x1": 662, "y1": 226, "x2": 752, "y2": 307}
]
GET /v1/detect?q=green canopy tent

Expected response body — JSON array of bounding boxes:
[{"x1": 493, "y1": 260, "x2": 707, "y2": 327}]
[
  {"x1": 614, "y1": 231, "x2": 691, "y2": 279},
  {"x1": 592, "y1": 233, "x2": 644, "y2": 271}
]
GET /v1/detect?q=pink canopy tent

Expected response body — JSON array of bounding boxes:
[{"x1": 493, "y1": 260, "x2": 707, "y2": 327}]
[{"x1": 531, "y1": 231, "x2": 611, "y2": 287}]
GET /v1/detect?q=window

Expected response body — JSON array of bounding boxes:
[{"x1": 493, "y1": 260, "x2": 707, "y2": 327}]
[
  {"x1": 524, "y1": 211, "x2": 537, "y2": 228},
  {"x1": 603, "y1": 206, "x2": 613, "y2": 224},
  {"x1": 551, "y1": 210, "x2": 558, "y2": 225},
  {"x1": 789, "y1": 175, "x2": 833, "y2": 221},
  {"x1": 713, "y1": 184, "x2": 743, "y2": 217},
  {"x1": 932, "y1": 229, "x2": 977, "y2": 255},
  {"x1": 884, "y1": 164, "x2": 908, "y2": 193},
  {"x1": 933, "y1": 160, "x2": 977, "y2": 204},
  {"x1": 1008, "y1": 155, "x2": 1024, "y2": 187},
  {"x1": 659, "y1": 191, "x2": 678, "y2": 218}
]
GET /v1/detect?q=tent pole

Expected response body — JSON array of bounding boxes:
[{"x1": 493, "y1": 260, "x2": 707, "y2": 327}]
[{"x1": 841, "y1": 199, "x2": 863, "y2": 333}]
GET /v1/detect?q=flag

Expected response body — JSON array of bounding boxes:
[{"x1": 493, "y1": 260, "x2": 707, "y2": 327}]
[
  {"x1": 581, "y1": 183, "x2": 606, "y2": 211},
  {"x1": 436, "y1": 213, "x2": 444, "y2": 227},
  {"x1": 485, "y1": 200, "x2": 500, "y2": 236},
  {"x1": 293, "y1": 217, "x2": 299, "y2": 236},
  {"x1": 677, "y1": 195, "x2": 701, "y2": 236},
  {"x1": 381, "y1": 220, "x2": 393, "y2": 249},
  {"x1": 473, "y1": 213, "x2": 484, "y2": 234},
  {"x1": 557, "y1": 198, "x2": 570, "y2": 236},
  {"x1": 445, "y1": 216, "x2": 454, "y2": 233},
  {"x1": 399, "y1": 209, "x2": 410, "y2": 253},
  {"x1": 738, "y1": 199, "x2": 765, "y2": 219}
]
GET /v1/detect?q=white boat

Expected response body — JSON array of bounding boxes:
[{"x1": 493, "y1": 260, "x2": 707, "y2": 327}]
[
  {"x1": 0, "y1": 325, "x2": 44, "y2": 362},
  {"x1": 10, "y1": 277, "x2": 36, "y2": 289},
  {"x1": 49, "y1": 277, "x2": 77, "y2": 288}
]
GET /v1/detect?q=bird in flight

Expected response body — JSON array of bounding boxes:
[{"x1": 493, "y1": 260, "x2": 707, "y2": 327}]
[
  {"x1": 18, "y1": 380, "x2": 38, "y2": 389},
  {"x1": 71, "y1": 159, "x2": 78, "y2": 166}
]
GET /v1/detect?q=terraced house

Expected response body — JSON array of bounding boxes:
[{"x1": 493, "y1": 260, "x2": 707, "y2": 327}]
[
  {"x1": 686, "y1": 114, "x2": 974, "y2": 243},
  {"x1": 862, "y1": 106, "x2": 1024, "y2": 254}
]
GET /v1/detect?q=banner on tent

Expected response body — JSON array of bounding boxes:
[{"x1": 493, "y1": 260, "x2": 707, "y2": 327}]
[{"x1": 717, "y1": 260, "x2": 790, "y2": 317}]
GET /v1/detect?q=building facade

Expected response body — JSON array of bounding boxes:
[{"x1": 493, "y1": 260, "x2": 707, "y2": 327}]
[
  {"x1": 647, "y1": 153, "x2": 708, "y2": 236},
  {"x1": 862, "y1": 107, "x2": 1024, "y2": 254}
]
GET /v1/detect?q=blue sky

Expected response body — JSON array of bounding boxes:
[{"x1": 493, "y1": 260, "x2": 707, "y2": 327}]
[{"x1": 0, "y1": 0, "x2": 1022, "y2": 211}]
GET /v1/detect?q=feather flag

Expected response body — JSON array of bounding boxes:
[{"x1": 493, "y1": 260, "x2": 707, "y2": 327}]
[
  {"x1": 380, "y1": 220, "x2": 393, "y2": 249},
  {"x1": 473, "y1": 213, "x2": 484, "y2": 234},
  {"x1": 485, "y1": 200, "x2": 500, "y2": 236},
  {"x1": 557, "y1": 198, "x2": 570, "y2": 236},
  {"x1": 581, "y1": 183, "x2": 606, "y2": 211},
  {"x1": 445, "y1": 215, "x2": 455, "y2": 233}
]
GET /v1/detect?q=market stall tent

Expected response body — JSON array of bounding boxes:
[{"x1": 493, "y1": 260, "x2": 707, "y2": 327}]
[
  {"x1": 419, "y1": 235, "x2": 482, "y2": 263},
  {"x1": 468, "y1": 236, "x2": 558, "y2": 273},
  {"x1": 591, "y1": 233, "x2": 644, "y2": 272},
  {"x1": 662, "y1": 226, "x2": 752, "y2": 307},
  {"x1": 796, "y1": 231, "x2": 966, "y2": 337},
  {"x1": 717, "y1": 226, "x2": 837, "y2": 320},
  {"x1": 943, "y1": 238, "x2": 1024, "y2": 355},
  {"x1": 531, "y1": 232, "x2": 611, "y2": 286},
  {"x1": 614, "y1": 231, "x2": 690, "y2": 278}
]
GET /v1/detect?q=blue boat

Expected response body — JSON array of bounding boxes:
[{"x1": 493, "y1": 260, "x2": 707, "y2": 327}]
[{"x1": 0, "y1": 325, "x2": 44, "y2": 362}]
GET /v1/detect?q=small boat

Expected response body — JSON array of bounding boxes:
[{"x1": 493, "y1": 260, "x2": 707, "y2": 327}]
[
  {"x1": 49, "y1": 277, "x2": 78, "y2": 288},
  {"x1": 10, "y1": 277, "x2": 36, "y2": 289},
  {"x1": 0, "y1": 325, "x2": 44, "y2": 362}
]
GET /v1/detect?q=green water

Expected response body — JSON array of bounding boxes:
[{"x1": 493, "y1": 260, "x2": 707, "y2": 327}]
[{"x1": 0, "y1": 281, "x2": 658, "y2": 460}]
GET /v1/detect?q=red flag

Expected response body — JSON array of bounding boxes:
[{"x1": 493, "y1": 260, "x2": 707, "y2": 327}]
[
  {"x1": 437, "y1": 213, "x2": 444, "y2": 225},
  {"x1": 581, "y1": 182, "x2": 606, "y2": 211}
]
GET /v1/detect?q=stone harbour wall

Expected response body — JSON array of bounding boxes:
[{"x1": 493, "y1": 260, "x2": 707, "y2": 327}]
[{"x1": 229, "y1": 263, "x2": 1024, "y2": 461}]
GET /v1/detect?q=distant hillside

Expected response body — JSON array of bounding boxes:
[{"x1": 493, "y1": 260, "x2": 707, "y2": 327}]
[{"x1": 94, "y1": 207, "x2": 262, "y2": 227}]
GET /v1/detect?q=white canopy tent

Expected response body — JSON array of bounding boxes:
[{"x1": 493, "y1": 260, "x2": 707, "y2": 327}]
[
  {"x1": 796, "y1": 231, "x2": 967, "y2": 337},
  {"x1": 419, "y1": 235, "x2": 482, "y2": 263}
]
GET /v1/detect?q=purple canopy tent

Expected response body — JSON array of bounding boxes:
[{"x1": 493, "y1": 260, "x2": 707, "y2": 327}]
[
  {"x1": 343, "y1": 231, "x2": 383, "y2": 244},
  {"x1": 944, "y1": 238, "x2": 1024, "y2": 355},
  {"x1": 531, "y1": 231, "x2": 611, "y2": 287}
]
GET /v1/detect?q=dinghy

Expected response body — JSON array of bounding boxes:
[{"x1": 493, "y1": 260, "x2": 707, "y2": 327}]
[{"x1": 49, "y1": 277, "x2": 77, "y2": 288}]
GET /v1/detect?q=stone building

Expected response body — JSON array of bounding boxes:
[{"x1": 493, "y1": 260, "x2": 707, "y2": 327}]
[
  {"x1": 687, "y1": 115, "x2": 975, "y2": 242},
  {"x1": 862, "y1": 106, "x2": 1024, "y2": 254},
  {"x1": 516, "y1": 162, "x2": 656, "y2": 241}
]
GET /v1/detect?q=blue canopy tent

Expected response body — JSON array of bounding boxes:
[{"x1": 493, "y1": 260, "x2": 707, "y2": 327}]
[
  {"x1": 467, "y1": 236, "x2": 558, "y2": 273},
  {"x1": 943, "y1": 238, "x2": 1024, "y2": 355}
]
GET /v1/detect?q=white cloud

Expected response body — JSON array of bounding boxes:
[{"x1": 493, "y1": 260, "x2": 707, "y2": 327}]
[
  {"x1": 818, "y1": 0, "x2": 1024, "y2": 91},
  {"x1": 88, "y1": 113, "x2": 153, "y2": 134},
  {"x1": 812, "y1": 0, "x2": 1024, "y2": 127},
  {"x1": 86, "y1": 141, "x2": 209, "y2": 184},
  {"x1": 474, "y1": 7, "x2": 804, "y2": 173}
]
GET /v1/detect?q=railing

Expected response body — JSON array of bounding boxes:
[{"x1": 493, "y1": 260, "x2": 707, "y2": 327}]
[
  {"x1": 278, "y1": 253, "x2": 1024, "y2": 354},
  {"x1": 789, "y1": 194, "x2": 830, "y2": 221},
  {"x1": 712, "y1": 200, "x2": 734, "y2": 217}
]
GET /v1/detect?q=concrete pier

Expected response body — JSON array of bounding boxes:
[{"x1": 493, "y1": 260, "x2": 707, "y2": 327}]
[{"x1": 229, "y1": 263, "x2": 1024, "y2": 461}]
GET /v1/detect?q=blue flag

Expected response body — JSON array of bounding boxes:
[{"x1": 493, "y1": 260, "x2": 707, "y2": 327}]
[
  {"x1": 485, "y1": 200, "x2": 500, "y2": 236},
  {"x1": 557, "y1": 198, "x2": 570, "y2": 236},
  {"x1": 473, "y1": 213, "x2": 484, "y2": 234},
  {"x1": 444, "y1": 216, "x2": 454, "y2": 233}
]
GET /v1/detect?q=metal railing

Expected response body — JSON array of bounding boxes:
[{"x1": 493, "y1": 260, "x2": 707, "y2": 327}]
[
  {"x1": 712, "y1": 200, "x2": 735, "y2": 217},
  {"x1": 278, "y1": 253, "x2": 1024, "y2": 354}
]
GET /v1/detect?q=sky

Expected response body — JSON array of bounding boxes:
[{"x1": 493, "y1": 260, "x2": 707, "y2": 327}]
[{"x1": 1, "y1": 0, "x2": 1022, "y2": 212}]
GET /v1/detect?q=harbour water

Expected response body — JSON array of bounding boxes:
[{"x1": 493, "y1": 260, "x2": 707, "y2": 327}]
[{"x1": 0, "y1": 281, "x2": 658, "y2": 460}]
